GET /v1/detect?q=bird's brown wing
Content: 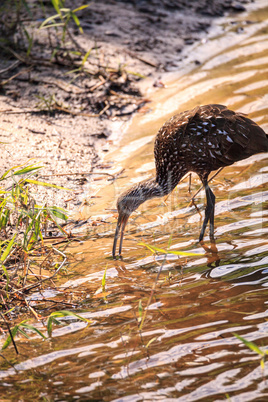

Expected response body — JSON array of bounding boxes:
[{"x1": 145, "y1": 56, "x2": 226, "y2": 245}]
[
  {"x1": 190, "y1": 105, "x2": 268, "y2": 167},
  {"x1": 154, "y1": 104, "x2": 268, "y2": 182}
]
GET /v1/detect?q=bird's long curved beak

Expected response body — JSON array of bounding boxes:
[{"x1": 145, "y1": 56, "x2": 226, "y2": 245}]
[{"x1": 112, "y1": 213, "x2": 129, "y2": 258}]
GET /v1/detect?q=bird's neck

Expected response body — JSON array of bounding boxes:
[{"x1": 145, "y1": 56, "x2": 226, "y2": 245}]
[
  {"x1": 138, "y1": 175, "x2": 180, "y2": 201},
  {"x1": 137, "y1": 178, "x2": 163, "y2": 200}
]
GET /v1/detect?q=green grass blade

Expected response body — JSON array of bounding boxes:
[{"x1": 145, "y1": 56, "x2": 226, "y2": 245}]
[
  {"x1": 20, "y1": 323, "x2": 47, "y2": 339},
  {"x1": 81, "y1": 49, "x2": 92, "y2": 66},
  {"x1": 47, "y1": 317, "x2": 53, "y2": 337},
  {"x1": 0, "y1": 233, "x2": 17, "y2": 263},
  {"x1": 71, "y1": 12, "x2": 83, "y2": 33},
  {"x1": 73, "y1": 5, "x2": 90, "y2": 13},
  {"x1": 138, "y1": 300, "x2": 143, "y2": 322},
  {"x1": 102, "y1": 265, "x2": 107, "y2": 292},
  {"x1": 1, "y1": 325, "x2": 19, "y2": 350},
  {"x1": 39, "y1": 13, "x2": 60, "y2": 28},
  {"x1": 48, "y1": 206, "x2": 68, "y2": 221},
  {"x1": 17, "y1": 327, "x2": 31, "y2": 339},
  {"x1": 1, "y1": 264, "x2": 9, "y2": 290},
  {"x1": 14, "y1": 166, "x2": 43, "y2": 175},
  {"x1": 146, "y1": 336, "x2": 157, "y2": 349},
  {"x1": 139, "y1": 242, "x2": 202, "y2": 257},
  {"x1": 234, "y1": 333, "x2": 265, "y2": 356},
  {"x1": 51, "y1": 0, "x2": 61, "y2": 14},
  {"x1": 50, "y1": 310, "x2": 91, "y2": 323},
  {"x1": 25, "y1": 179, "x2": 71, "y2": 191}
]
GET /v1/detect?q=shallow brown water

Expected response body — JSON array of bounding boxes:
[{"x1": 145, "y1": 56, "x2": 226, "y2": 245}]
[{"x1": 1, "y1": 3, "x2": 268, "y2": 401}]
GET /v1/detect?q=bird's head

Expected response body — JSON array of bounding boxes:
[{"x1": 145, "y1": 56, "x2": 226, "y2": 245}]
[{"x1": 112, "y1": 178, "x2": 162, "y2": 258}]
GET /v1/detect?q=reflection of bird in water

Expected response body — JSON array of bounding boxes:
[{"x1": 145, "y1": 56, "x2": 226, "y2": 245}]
[{"x1": 113, "y1": 104, "x2": 268, "y2": 258}]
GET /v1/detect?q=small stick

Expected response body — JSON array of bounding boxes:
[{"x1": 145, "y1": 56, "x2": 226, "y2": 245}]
[
  {"x1": 10, "y1": 255, "x2": 67, "y2": 295},
  {"x1": 125, "y1": 50, "x2": 158, "y2": 68},
  {"x1": 0, "y1": 67, "x2": 32, "y2": 86},
  {"x1": 39, "y1": 171, "x2": 118, "y2": 179},
  {"x1": 0, "y1": 60, "x2": 20, "y2": 75}
]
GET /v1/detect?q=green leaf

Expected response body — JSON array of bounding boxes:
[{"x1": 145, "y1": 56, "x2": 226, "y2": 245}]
[
  {"x1": 47, "y1": 316, "x2": 62, "y2": 336},
  {"x1": 52, "y1": 0, "x2": 60, "y2": 14},
  {"x1": 59, "y1": 8, "x2": 71, "y2": 13},
  {"x1": 1, "y1": 264, "x2": 9, "y2": 290},
  {"x1": 73, "y1": 5, "x2": 90, "y2": 13},
  {"x1": 47, "y1": 317, "x2": 53, "y2": 337},
  {"x1": 139, "y1": 242, "x2": 202, "y2": 257},
  {"x1": 48, "y1": 206, "x2": 68, "y2": 221},
  {"x1": 81, "y1": 49, "x2": 92, "y2": 66},
  {"x1": 39, "y1": 13, "x2": 60, "y2": 28},
  {"x1": 1, "y1": 325, "x2": 19, "y2": 350},
  {"x1": 234, "y1": 333, "x2": 265, "y2": 356},
  {"x1": 49, "y1": 310, "x2": 90, "y2": 323},
  {"x1": 40, "y1": 20, "x2": 64, "y2": 30},
  {"x1": 17, "y1": 327, "x2": 31, "y2": 339},
  {"x1": 20, "y1": 323, "x2": 47, "y2": 339},
  {"x1": 14, "y1": 165, "x2": 43, "y2": 176},
  {"x1": 71, "y1": 12, "x2": 83, "y2": 33},
  {"x1": 47, "y1": 310, "x2": 90, "y2": 337},
  {"x1": 138, "y1": 300, "x2": 143, "y2": 322},
  {"x1": 0, "y1": 233, "x2": 16, "y2": 263},
  {"x1": 146, "y1": 336, "x2": 157, "y2": 349},
  {"x1": 25, "y1": 179, "x2": 71, "y2": 191},
  {"x1": 1, "y1": 162, "x2": 31, "y2": 180},
  {"x1": 102, "y1": 265, "x2": 107, "y2": 292}
]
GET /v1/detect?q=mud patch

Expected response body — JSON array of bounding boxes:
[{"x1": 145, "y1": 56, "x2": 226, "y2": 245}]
[{"x1": 0, "y1": 0, "x2": 249, "y2": 211}]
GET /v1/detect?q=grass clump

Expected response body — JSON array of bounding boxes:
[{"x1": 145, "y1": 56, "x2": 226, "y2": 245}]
[{"x1": 0, "y1": 161, "x2": 70, "y2": 310}]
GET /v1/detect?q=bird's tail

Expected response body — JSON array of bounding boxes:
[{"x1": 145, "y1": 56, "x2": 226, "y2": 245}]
[{"x1": 240, "y1": 115, "x2": 268, "y2": 153}]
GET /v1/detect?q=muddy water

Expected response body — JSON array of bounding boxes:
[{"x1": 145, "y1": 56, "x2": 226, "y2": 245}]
[{"x1": 1, "y1": 4, "x2": 268, "y2": 401}]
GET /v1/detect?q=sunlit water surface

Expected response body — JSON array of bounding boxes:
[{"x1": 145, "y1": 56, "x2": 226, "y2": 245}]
[{"x1": 1, "y1": 3, "x2": 268, "y2": 401}]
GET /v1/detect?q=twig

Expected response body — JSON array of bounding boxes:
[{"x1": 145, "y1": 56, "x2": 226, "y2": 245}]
[
  {"x1": 53, "y1": 104, "x2": 109, "y2": 117},
  {"x1": 0, "y1": 60, "x2": 20, "y2": 75},
  {"x1": 66, "y1": 25, "x2": 86, "y2": 53},
  {"x1": 89, "y1": 77, "x2": 106, "y2": 92},
  {"x1": 0, "y1": 67, "x2": 32, "y2": 86},
  {"x1": 17, "y1": 76, "x2": 87, "y2": 94},
  {"x1": 125, "y1": 50, "x2": 158, "y2": 68},
  {"x1": 10, "y1": 255, "x2": 67, "y2": 295},
  {"x1": 24, "y1": 298, "x2": 40, "y2": 320},
  {"x1": 39, "y1": 171, "x2": 118, "y2": 179},
  {"x1": 23, "y1": 260, "x2": 30, "y2": 286},
  {"x1": 0, "y1": 353, "x2": 19, "y2": 370}
]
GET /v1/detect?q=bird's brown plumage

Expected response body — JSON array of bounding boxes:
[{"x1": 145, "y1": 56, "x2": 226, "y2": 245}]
[
  {"x1": 154, "y1": 104, "x2": 268, "y2": 192},
  {"x1": 113, "y1": 104, "x2": 268, "y2": 258}
]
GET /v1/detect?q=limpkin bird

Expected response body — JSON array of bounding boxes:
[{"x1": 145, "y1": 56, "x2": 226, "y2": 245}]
[{"x1": 113, "y1": 104, "x2": 268, "y2": 258}]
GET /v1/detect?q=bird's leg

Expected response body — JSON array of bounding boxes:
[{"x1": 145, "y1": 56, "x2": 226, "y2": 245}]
[
  {"x1": 199, "y1": 178, "x2": 215, "y2": 242},
  {"x1": 188, "y1": 173, "x2": 192, "y2": 194},
  {"x1": 207, "y1": 186, "x2": 215, "y2": 241}
]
